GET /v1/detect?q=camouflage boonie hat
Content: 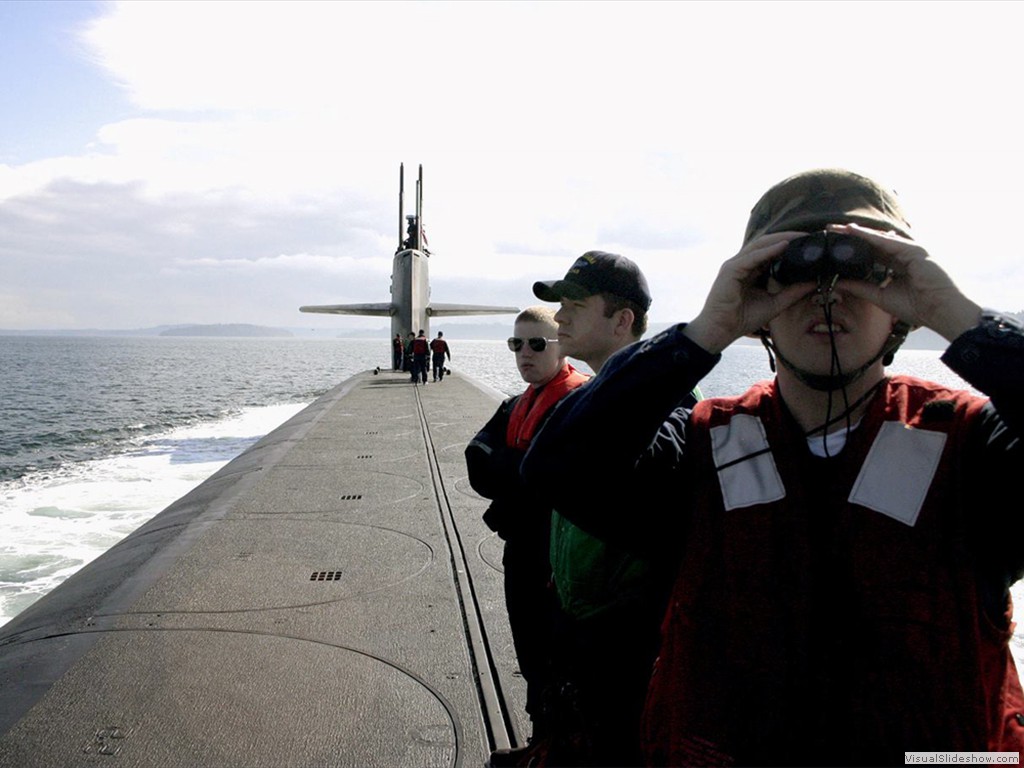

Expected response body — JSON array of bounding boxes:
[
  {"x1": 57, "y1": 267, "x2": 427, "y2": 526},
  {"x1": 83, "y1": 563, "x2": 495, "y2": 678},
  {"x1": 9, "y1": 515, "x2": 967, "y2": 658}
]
[{"x1": 743, "y1": 169, "x2": 912, "y2": 245}]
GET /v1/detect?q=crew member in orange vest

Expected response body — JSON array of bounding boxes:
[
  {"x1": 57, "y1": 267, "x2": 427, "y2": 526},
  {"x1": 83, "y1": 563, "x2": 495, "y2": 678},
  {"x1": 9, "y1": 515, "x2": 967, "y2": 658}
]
[{"x1": 466, "y1": 306, "x2": 588, "y2": 766}]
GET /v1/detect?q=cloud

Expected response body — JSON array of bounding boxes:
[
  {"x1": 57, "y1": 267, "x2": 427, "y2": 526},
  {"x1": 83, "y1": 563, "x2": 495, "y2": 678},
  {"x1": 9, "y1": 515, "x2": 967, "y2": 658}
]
[
  {"x1": 4, "y1": 1, "x2": 1024, "y2": 330},
  {"x1": 86, "y1": 1, "x2": 1009, "y2": 156},
  {"x1": 170, "y1": 252, "x2": 393, "y2": 277},
  {"x1": 0, "y1": 175, "x2": 400, "y2": 328},
  {"x1": 597, "y1": 221, "x2": 702, "y2": 252}
]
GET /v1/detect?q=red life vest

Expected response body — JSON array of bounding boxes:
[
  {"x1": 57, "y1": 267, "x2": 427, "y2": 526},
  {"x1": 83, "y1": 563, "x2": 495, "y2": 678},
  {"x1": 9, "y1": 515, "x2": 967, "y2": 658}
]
[
  {"x1": 506, "y1": 364, "x2": 589, "y2": 450},
  {"x1": 642, "y1": 376, "x2": 1024, "y2": 765},
  {"x1": 412, "y1": 337, "x2": 429, "y2": 355}
]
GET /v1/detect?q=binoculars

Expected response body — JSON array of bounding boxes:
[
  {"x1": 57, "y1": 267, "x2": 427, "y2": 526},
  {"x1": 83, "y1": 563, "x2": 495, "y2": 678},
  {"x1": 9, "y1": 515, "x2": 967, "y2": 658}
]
[{"x1": 769, "y1": 232, "x2": 890, "y2": 286}]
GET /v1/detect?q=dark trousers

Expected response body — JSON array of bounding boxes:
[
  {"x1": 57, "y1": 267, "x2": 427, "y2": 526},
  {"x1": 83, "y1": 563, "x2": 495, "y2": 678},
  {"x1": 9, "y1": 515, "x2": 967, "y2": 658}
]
[
  {"x1": 546, "y1": 598, "x2": 666, "y2": 767},
  {"x1": 432, "y1": 354, "x2": 446, "y2": 381},
  {"x1": 411, "y1": 354, "x2": 428, "y2": 383},
  {"x1": 503, "y1": 537, "x2": 557, "y2": 736}
]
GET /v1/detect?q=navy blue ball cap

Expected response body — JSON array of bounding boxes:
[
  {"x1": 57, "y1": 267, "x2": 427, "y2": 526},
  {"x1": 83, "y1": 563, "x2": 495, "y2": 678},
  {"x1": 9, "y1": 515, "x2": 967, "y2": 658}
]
[{"x1": 533, "y1": 251, "x2": 652, "y2": 311}]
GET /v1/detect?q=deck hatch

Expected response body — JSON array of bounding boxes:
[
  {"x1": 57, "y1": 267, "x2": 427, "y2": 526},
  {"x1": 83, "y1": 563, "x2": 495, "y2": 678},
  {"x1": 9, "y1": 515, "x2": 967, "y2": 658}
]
[{"x1": 83, "y1": 724, "x2": 136, "y2": 756}]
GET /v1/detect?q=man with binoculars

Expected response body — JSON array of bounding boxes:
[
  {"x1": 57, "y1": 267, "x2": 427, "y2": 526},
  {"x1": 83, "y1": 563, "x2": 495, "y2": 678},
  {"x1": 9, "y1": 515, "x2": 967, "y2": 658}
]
[{"x1": 523, "y1": 168, "x2": 1024, "y2": 765}]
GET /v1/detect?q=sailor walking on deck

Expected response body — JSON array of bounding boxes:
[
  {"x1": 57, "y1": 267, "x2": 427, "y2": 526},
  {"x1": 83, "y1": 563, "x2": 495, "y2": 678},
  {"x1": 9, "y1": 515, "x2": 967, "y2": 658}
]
[
  {"x1": 410, "y1": 330, "x2": 430, "y2": 384},
  {"x1": 430, "y1": 332, "x2": 451, "y2": 382}
]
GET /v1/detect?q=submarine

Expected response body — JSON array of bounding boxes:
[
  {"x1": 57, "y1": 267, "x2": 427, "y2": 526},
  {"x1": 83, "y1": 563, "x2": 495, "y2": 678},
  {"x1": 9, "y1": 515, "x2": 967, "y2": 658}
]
[
  {"x1": 0, "y1": 167, "x2": 530, "y2": 766},
  {"x1": 300, "y1": 163, "x2": 519, "y2": 339}
]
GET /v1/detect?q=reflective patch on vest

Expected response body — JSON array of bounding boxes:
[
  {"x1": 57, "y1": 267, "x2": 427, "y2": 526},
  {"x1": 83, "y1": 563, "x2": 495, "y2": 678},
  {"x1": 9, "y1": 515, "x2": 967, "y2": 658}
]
[
  {"x1": 848, "y1": 421, "x2": 946, "y2": 527},
  {"x1": 711, "y1": 414, "x2": 786, "y2": 511}
]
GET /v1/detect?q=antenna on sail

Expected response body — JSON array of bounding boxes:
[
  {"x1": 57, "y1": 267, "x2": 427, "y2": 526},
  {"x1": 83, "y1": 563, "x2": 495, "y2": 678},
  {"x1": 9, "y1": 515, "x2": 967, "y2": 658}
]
[
  {"x1": 398, "y1": 163, "x2": 405, "y2": 253},
  {"x1": 416, "y1": 164, "x2": 424, "y2": 254}
]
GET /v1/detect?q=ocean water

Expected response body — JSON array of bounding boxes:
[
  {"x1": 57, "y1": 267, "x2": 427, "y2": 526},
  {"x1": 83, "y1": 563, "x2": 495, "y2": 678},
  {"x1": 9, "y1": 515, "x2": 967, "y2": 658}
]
[
  {"x1": 3, "y1": 335, "x2": 1013, "y2": 671},
  {"x1": 0, "y1": 336, "x2": 395, "y2": 626}
]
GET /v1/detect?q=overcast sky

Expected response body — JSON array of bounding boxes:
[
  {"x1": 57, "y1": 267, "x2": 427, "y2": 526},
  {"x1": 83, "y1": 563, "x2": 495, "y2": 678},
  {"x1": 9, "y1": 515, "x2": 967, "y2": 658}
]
[{"x1": 2, "y1": 0, "x2": 1022, "y2": 332}]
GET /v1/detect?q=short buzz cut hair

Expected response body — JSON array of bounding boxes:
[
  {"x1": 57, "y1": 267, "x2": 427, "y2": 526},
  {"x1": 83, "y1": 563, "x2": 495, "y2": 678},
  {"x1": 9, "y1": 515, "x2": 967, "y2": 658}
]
[{"x1": 515, "y1": 305, "x2": 559, "y2": 338}]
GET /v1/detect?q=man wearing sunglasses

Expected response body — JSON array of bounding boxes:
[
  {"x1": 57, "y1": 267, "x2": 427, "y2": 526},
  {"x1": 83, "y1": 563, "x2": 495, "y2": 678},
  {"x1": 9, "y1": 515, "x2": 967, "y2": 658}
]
[
  {"x1": 523, "y1": 169, "x2": 1024, "y2": 765},
  {"x1": 465, "y1": 306, "x2": 589, "y2": 766},
  {"x1": 528, "y1": 251, "x2": 700, "y2": 766}
]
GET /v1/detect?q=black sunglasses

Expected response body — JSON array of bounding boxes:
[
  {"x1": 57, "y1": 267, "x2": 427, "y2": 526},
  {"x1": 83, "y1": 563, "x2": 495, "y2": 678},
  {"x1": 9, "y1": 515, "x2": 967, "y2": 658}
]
[
  {"x1": 507, "y1": 337, "x2": 558, "y2": 352},
  {"x1": 770, "y1": 232, "x2": 890, "y2": 286}
]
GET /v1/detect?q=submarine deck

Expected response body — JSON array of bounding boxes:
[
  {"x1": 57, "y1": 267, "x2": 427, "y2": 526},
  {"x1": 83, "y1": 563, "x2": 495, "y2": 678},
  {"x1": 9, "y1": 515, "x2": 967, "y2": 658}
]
[{"x1": 0, "y1": 370, "x2": 524, "y2": 767}]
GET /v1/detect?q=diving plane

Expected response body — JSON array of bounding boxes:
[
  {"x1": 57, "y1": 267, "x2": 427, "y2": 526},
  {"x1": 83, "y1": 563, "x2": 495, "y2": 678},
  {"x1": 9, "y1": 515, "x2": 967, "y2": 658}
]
[{"x1": 300, "y1": 164, "x2": 519, "y2": 339}]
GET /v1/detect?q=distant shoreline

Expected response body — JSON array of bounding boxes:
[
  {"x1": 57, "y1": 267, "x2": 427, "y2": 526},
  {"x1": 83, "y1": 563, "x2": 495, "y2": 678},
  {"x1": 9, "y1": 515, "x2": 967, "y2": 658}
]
[{"x1": 3, "y1": 314, "x2": 1022, "y2": 349}]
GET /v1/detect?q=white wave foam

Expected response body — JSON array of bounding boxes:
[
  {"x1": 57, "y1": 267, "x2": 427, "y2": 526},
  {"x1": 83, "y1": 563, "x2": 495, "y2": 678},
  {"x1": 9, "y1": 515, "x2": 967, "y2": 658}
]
[{"x1": 0, "y1": 402, "x2": 306, "y2": 627}]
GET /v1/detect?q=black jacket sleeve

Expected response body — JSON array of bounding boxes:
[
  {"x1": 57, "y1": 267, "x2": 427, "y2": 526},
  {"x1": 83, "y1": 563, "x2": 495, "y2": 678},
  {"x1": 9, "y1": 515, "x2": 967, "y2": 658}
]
[
  {"x1": 465, "y1": 396, "x2": 519, "y2": 501},
  {"x1": 942, "y1": 311, "x2": 1024, "y2": 433},
  {"x1": 941, "y1": 313, "x2": 1024, "y2": 586},
  {"x1": 465, "y1": 396, "x2": 544, "y2": 538},
  {"x1": 521, "y1": 325, "x2": 719, "y2": 544}
]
